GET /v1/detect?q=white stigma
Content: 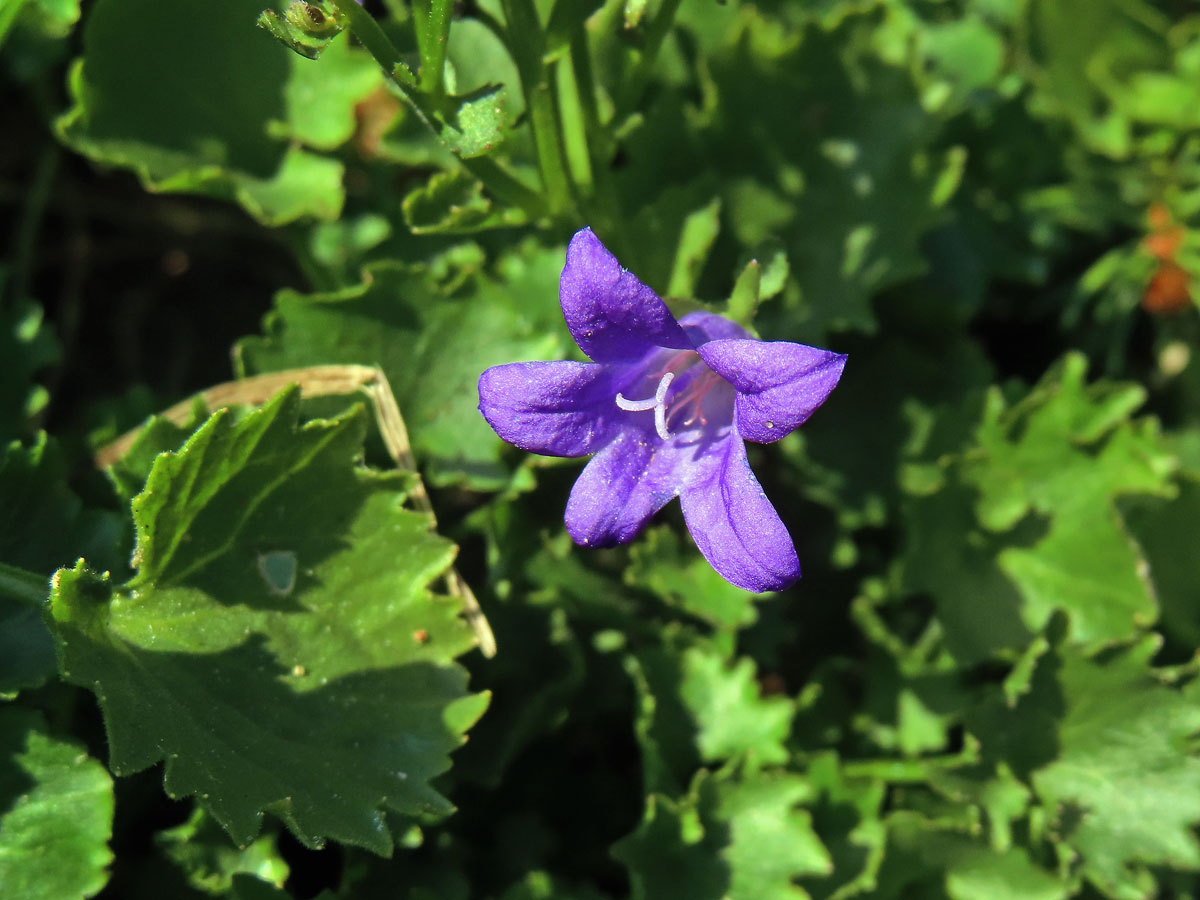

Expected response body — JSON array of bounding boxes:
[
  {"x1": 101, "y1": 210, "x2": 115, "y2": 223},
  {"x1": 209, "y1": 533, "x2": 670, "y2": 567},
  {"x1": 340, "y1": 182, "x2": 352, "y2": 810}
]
[{"x1": 616, "y1": 371, "x2": 675, "y2": 440}]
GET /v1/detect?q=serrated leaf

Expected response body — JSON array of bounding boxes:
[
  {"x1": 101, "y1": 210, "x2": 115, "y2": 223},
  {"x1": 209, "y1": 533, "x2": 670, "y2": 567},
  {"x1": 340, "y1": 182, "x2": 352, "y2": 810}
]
[
  {"x1": 105, "y1": 404, "x2": 205, "y2": 505},
  {"x1": 680, "y1": 648, "x2": 794, "y2": 765},
  {"x1": 55, "y1": 0, "x2": 345, "y2": 224},
  {"x1": 236, "y1": 249, "x2": 565, "y2": 489},
  {"x1": 614, "y1": 769, "x2": 831, "y2": 900},
  {"x1": 46, "y1": 388, "x2": 488, "y2": 854},
  {"x1": 402, "y1": 169, "x2": 493, "y2": 234},
  {"x1": 904, "y1": 353, "x2": 1175, "y2": 661},
  {"x1": 0, "y1": 708, "x2": 114, "y2": 899},
  {"x1": 969, "y1": 631, "x2": 1200, "y2": 897},
  {"x1": 964, "y1": 354, "x2": 1174, "y2": 643},
  {"x1": 629, "y1": 640, "x2": 793, "y2": 795},
  {"x1": 799, "y1": 752, "x2": 887, "y2": 899},
  {"x1": 1031, "y1": 640, "x2": 1200, "y2": 897},
  {"x1": 440, "y1": 85, "x2": 510, "y2": 159}
]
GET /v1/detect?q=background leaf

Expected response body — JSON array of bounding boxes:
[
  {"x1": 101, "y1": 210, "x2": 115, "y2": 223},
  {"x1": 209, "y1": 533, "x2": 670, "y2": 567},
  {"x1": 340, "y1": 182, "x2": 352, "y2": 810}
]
[
  {"x1": 0, "y1": 708, "x2": 114, "y2": 899},
  {"x1": 47, "y1": 389, "x2": 487, "y2": 854}
]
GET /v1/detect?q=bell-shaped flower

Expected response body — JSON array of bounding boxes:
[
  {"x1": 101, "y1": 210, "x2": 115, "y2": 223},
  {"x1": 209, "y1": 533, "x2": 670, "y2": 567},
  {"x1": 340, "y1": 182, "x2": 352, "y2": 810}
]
[{"x1": 477, "y1": 227, "x2": 846, "y2": 592}]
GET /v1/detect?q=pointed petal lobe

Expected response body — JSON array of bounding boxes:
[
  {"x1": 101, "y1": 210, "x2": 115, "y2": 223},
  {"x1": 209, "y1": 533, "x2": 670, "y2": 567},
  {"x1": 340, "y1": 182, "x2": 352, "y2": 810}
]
[
  {"x1": 679, "y1": 435, "x2": 799, "y2": 592},
  {"x1": 565, "y1": 429, "x2": 676, "y2": 546},
  {"x1": 698, "y1": 339, "x2": 846, "y2": 443},
  {"x1": 560, "y1": 228, "x2": 692, "y2": 362},
  {"x1": 478, "y1": 361, "x2": 620, "y2": 457}
]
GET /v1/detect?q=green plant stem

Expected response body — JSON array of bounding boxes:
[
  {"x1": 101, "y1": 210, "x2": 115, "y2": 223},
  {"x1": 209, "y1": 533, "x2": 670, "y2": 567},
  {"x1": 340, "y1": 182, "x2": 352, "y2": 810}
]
[
  {"x1": 614, "y1": 0, "x2": 683, "y2": 121},
  {"x1": 568, "y1": 29, "x2": 624, "y2": 238},
  {"x1": 329, "y1": 0, "x2": 545, "y2": 219},
  {"x1": 499, "y1": 0, "x2": 574, "y2": 216},
  {"x1": 556, "y1": 38, "x2": 593, "y2": 193},
  {"x1": 6, "y1": 143, "x2": 60, "y2": 310},
  {"x1": 412, "y1": 0, "x2": 453, "y2": 100},
  {"x1": 330, "y1": 0, "x2": 420, "y2": 91},
  {"x1": 0, "y1": 561, "x2": 49, "y2": 609}
]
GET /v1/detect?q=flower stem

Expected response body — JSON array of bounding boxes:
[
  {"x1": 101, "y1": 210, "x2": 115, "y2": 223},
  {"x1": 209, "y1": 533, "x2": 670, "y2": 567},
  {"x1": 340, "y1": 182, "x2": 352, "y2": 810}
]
[
  {"x1": 329, "y1": 0, "x2": 546, "y2": 219},
  {"x1": 0, "y1": 561, "x2": 49, "y2": 609},
  {"x1": 498, "y1": 0, "x2": 574, "y2": 216},
  {"x1": 411, "y1": 0, "x2": 453, "y2": 101}
]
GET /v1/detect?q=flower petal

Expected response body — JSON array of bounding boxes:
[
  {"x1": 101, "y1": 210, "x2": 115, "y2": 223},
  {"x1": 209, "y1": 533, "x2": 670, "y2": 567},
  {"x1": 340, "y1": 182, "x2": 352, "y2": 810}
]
[
  {"x1": 679, "y1": 310, "x2": 752, "y2": 344},
  {"x1": 478, "y1": 360, "x2": 621, "y2": 457},
  {"x1": 564, "y1": 429, "x2": 679, "y2": 545},
  {"x1": 697, "y1": 339, "x2": 846, "y2": 443},
  {"x1": 560, "y1": 228, "x2": 692, "y2": 362},
  {"x1": 679, "y1": 435, "x2": 799, "y2": 592}
]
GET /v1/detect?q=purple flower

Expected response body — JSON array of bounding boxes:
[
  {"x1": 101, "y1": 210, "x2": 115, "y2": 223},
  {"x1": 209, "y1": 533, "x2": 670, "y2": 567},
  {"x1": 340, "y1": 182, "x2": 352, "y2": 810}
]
[{"x1": 477, "y1": 228, "x2": 846, "y2": 592}]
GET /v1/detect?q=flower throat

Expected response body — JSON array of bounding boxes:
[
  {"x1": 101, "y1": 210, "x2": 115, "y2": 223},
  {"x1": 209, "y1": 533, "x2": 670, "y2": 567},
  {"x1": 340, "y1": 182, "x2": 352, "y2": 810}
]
[{"x1": 615, "y1": 351, "x2": 724, "y2": 440}]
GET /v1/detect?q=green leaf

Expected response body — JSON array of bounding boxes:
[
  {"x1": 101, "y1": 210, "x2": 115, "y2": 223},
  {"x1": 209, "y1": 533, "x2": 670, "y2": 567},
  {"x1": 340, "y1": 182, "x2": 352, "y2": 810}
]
[
  {"x1": 56, "y1": 0, "x2": 346, "y2": 224},
  {"x1": 0, "y1": 435, "x2": 122, "y2": 692},
  {"x1": 46, "y1": 388, "x2": 488, "y2": 854},
  {"x1": 1124, "y1": 471, "x2": 1200, "y2": 651},
  {"x1": 903, "y1": 353, "x2": 1175, "y2": 661},
  {"x1": 614, "y1": 769, "x2": 831, "y2": 900},
  {"x1": 158, "y1": 807, "x2": 289, "y2": 895},
  {"x1": 439, "y1": 85, "x2": 511, "y2": 159},
  {"x1": 798, "y1": 752, "x2": 887, "y2": 899},
  {"x1": 1030, "y1": 640, "x2": 1200, "y2": 897},
  {"x1": 629, "y1": 639, "x2": 794, "y2": 794},
  {"x1": 257, "y1": 1, "x2": 346, "y2": 60},
  {"x1": 1025, "y1": 0, "x2": 1168, "y2": 156},
  {"x1": 626, "y1": 526, "x2": 759, "y2": 630},
  {"x1": 726, "y1": 260, "x2": 761, "y2": 325},
  {"x1": 105, "y1": 405, "x2": 205, "y2": 506},
  {"x1": 0, "y1": 708, "x2": 114, "y2": 899},
  {"x1": 236, "y1": 247, "x2": 565, "y2": 489},
  {"x1": 869, "y1": 811, "x2": 1068, "y2": 900},
  {"x1": 965, "y1": 355, "x2": 1174, "y2": 640},
  {"x1": 667, "y1": 197, "x2": 722, "y2": 298},
  {"x1": 402, "y1": 169, "x2": 494, "y2": 234},
  {"x1": 680, "y1": 648, "x2": 794, "y2": 765},
  {"x1": 620, "y1": 11, "x2": 962, "y2": 336},
  {"x1": 272, "y1": 33, "x2": 383, "y2": 148},
  {"x1": 968, "y1": 631, "x2": 1200, "y2": 897}
]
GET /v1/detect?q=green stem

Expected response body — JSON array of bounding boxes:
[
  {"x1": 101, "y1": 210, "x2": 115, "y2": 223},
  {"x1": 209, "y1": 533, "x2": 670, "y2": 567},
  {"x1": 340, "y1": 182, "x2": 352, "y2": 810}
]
[
  {"x1": 839, "y1": 740, "x2": 980, "y2": 782},
  {"x1": 614, "y1": 0, "x2": 683, "y2": 121},
  {"x1": 330, "y1": 0, "x2": 419, "y2": 92},
  {"x1": 556, "y1": 36, "x2": 593, "y2": 193},
  {"x1": 412, "y1": 0, "x2": 453, "y2": 100},
  {"x1": 499, "y1": 0, "x2": 573, "y2": 215},
  {"x1": 0, "y1": 562, "x2": 49, "y2": 609},
  {"x1": 329, "y1": 0, "x2": 545, "y2": 220},
  {"x1": 6, "y1": 144, "x2": 60, "y2": 310},
  {"x1": 568, "y1": 29, "x2": 623, "y2": 237}
]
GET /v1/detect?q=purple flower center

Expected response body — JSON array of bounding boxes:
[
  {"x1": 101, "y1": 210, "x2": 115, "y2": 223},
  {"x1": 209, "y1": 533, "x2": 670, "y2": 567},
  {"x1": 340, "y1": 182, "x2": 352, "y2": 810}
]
[{"x1": 614, "y1": 350, "x2": 733, "y2": 441}]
